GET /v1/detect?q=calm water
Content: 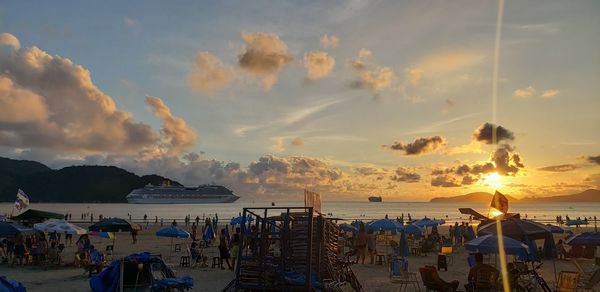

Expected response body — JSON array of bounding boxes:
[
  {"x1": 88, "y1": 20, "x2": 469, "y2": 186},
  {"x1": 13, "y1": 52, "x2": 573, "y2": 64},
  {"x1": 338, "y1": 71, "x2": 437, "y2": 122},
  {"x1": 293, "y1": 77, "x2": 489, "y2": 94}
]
[{"x1": 2, "y1": 201, "x2": 599, "y2": 224}]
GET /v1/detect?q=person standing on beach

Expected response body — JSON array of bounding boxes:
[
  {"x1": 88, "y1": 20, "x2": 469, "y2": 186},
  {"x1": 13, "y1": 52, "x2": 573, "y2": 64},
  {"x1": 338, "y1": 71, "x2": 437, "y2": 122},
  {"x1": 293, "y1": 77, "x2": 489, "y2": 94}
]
[
  {"x1": 172, "y1": 219, "x2": 177, "y2": 227},
  {"x1": 191, "y1": 223, "x2": 198, "y2": 241},
  {"x1": 367, "y1": 229, "x2": 376, "y2": 264},
  {"x1": 131, "y1": 229, "x2": 138, "y2": 244},
  {"x1": 230, "y1": 227, "x2": 241, "y2": 271},
  {"x1": 195, "y1": 216, "x2": 200, "y2": 225},
  {"x1": 219, "y1": 228, "x2": 232, "y2": 270},
  {"x1": 355, "y1": 224, "x2": 368, "y2": 264}
]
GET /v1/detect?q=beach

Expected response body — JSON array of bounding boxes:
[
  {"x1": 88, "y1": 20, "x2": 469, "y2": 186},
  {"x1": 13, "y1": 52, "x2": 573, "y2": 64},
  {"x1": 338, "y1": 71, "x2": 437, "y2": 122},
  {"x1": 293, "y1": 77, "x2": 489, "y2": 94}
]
[{"x1": 1, "y1": 221, "x2": 598, "y2": 291}]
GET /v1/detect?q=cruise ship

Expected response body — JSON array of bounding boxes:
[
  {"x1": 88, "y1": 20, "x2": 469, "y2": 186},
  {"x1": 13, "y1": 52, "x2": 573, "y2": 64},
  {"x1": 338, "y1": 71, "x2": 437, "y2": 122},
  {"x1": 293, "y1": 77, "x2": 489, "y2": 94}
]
[{"x1": 126, "y1": 184, "x2": 240, "y2": 204}]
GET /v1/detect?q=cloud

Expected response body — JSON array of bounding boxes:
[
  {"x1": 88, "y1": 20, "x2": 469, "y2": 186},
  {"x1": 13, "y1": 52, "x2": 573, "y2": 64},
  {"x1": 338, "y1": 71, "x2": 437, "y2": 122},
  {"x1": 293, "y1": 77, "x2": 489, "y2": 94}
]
[
  {"x1": 390, "y1": 167, "x2": 420, "y2": 183},
  {"x1": 238, "y1": 32, "x2": 293, "y2": 90},
  {"x1": 407, "y1": 51, "x2": 485, "y2": 83},
  {"x1": 352, "y1": 67, "x2": 395, "y2": 91},
  {"x1": 145, "y1": 96, "x2": 197, "y2": 156},
  {"x1": 320, "y1": 34, "x2": 339, "y2": 48},
  {"x1": 540, "y1": 89, "x2": 559, "y2": 98},
  {"x1": 387, "y1": 136, "x2": 447, "y2": 155},
  {"x1": 270, "y1": 137, "x2": 285, "y2": 153},
  {"x1": 0, "y1": 32, "x2": 20, "y2": 50},
  {"x1": 513, "y1": 85, "x2": 535, "y2": 98},
  {"x1": 291, "y1": 137, "x2": 304, "y2": 147},
  {"x1": 431, "y1": 175, "x2": 461, "y2": 187},
  {"x1": 472, "y1": 123, "x2": 515, "y2": 144},
  {"x1": 406, "y1": 67, "x2": 424, "y2": 86},
  {"x1": 303, "y1": 51, "x2": 335, "y2": 80},
  {"x1": 0, "y1": 36, "x2": 164, "y2": 155},
  {"x1": 538, "y1": 164, "x2": 579, "y2": 172},
  {"x1": 358, "y1": 48, "x2": 372, "y2": 59},
  {"x1": 0, "y1": 76, "x2": 48, "y2": 122},
  {"x1": 431, "y1": 145, "x2": 525, "y2": 187},
  {"x1": 124, "y1": 17, "x2": 140, "y2": 29},
  {"x1": 587, "y1": 155, "x2": 600, "y2": 165},
  {"x1": 189, "y1": 51, "x2": 236, "y2": 93}
]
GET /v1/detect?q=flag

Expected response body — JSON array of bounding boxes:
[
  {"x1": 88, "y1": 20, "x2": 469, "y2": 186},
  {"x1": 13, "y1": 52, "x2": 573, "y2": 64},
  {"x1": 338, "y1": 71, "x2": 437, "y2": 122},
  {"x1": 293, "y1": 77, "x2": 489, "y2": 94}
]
[
  {"x1": 490, "y1": 190, "x2": 509, "y2": 214},
  {"x1": 14, "y1": 189, "x2": 30, "y2": 211},
  {"x1": 304, "y1": 189, "x2": 322, "y2": 214}
]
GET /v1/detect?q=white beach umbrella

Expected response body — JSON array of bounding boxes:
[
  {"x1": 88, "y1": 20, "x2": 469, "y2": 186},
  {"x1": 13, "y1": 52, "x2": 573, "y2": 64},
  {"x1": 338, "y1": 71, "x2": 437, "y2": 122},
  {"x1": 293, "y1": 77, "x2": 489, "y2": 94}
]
[{"x1": 34, "y1": 219, "x2": 87, "y2": 235}]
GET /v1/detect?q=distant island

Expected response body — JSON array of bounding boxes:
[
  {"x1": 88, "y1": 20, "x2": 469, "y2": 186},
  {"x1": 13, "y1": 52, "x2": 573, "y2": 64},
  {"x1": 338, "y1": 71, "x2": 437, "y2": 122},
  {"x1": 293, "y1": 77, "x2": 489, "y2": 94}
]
[
  {"x1": 0, "y1": 156, "x2": 180, "y2": 203},
  {"x1": 430, "y1": 189, "x2": 600, "y2": 203}
]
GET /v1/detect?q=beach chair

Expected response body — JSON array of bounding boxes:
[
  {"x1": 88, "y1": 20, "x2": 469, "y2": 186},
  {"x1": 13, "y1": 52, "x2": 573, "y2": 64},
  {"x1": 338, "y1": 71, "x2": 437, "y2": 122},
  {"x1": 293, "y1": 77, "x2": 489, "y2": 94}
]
[
  {"x1": 390, "y1": 258, "x2": 421, "y2": 292},
  {"x1": 418, "y1": 265, "x2": 459, "y2": 292},
  {"x1": 556, "y1": 271, "x2": 579, "y2": 292},
  {"x1": 581, "y1": 268, "x2": 600, "y2": 290}
]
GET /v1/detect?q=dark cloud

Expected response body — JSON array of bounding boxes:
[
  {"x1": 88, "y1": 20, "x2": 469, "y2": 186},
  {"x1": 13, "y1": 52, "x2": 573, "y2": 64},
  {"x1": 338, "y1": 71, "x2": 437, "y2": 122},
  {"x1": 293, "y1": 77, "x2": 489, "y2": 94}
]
[
  {"x1": 538, "y1": 164, "x2": 579, "y2": 172},
  {"x1": 390, "y1": 167, "x2": 420, "y2": 183},
  {"x1": 587, "y1": 155, "x2": 600, "y2": 165},
  {"x1": 430, "y1": 145, "x2": 524, "y2": 187},
  {"x1": 387, "y1": 136, "x2": 447, "y2": 155},
  {"x1": 431, "y1": 175, "x2": 461, "y2": 187},
  {"x1": 472, "y1": 123, "x2": 515, "y2": 144},
  {"x1": 238, "y1": 32, "x2": 293, "y2": 90}
]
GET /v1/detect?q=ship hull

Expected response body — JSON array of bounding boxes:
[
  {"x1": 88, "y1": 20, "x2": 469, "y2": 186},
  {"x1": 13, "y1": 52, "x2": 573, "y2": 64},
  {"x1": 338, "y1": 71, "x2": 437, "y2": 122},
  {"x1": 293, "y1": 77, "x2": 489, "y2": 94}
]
[{"x1": 127, "y1": 195, "x2": 239, "y2": 204}]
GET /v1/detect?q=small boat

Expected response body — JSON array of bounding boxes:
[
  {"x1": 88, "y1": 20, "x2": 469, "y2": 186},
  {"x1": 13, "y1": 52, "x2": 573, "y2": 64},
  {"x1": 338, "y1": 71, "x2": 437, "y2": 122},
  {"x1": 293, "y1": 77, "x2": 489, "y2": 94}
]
[{"x1": 368, "y1": 196, "x2": 382, "y2": 202}]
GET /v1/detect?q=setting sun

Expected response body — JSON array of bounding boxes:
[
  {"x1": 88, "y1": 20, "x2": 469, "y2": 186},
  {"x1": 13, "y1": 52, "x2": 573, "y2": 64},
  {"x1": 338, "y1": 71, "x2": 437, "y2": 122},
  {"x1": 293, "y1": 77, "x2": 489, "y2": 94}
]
[{"x1": 482, "y1": 172, "x2": 502, "y2": 189}]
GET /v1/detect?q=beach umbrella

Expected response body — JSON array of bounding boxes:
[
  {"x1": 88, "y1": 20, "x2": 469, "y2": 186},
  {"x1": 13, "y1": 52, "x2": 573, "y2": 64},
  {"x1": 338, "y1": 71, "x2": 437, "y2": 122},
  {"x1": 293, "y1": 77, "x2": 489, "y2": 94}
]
[
  {"x1": 366, "y1": 219, "x2": 402, "y2": 232},
  {"x1": 203, "y1": 223, "x2": 215, "y2": 241},
  {"x1": 34, "y1": 219, "x2": 87, "y2": 235},
  {"x1": 350, "y1": 220, "x2": 362, "y2": 228},
  {"x1": 565, "y1": 232, "x2": 600, "y2": 246},
  {"x1": 477, "y1": 218, "x2": 552, "y2": 241},
  {"x1": 465, "y1": 234, "x2": 529, "y2": 258},
  {"x1": 89, "y1": 231, "x2": 116, "y2": 240},
  {"x1": 230, "y1": 215, "x2": 254, "y2": 225},
  {"x1": 0, "y1": 222, "x2": 34, "y2": 237},
  {"x1": 565, "y1": 219, "x2": 589, "y2": 226},
  {"x1": 398, "y1": 229, "x2": 409, "y2": 258},
  {"x1": 339, "y1": 223, "x2": 358, "y2": 233},
  {"x1": 412, "y1": 218, "x2": 440, "y2": 228},
  {"x1": 399, "y1": 224, "x2": 423, "y2": 236},
  {"x1": 545, "y1": 224, "x2": 566, "y2": 234},
  {"x1": 156, "y1": 226, "x2": 190, "y2": 257},
  {"x1": 88, "y1": 218, "x2": 141, "y2": 232}
]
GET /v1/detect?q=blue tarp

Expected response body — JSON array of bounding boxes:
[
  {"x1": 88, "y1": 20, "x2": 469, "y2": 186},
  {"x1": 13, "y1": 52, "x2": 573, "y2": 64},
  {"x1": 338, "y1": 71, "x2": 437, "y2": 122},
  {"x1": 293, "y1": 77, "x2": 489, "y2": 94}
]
[
  {"x1": 90, "y1": 252, "x2": 187, "y2": 292},
  {"x1": 203, "y1": 223, "x2": 215, "y2": 241},
  {"x1": 0, "y1": 277, "x2": 26, "y2": 292},
  {"x1": 151, "y1": 276, "x2": 193, "y2": 291},
  {"x1": 565, "y1": 232, "x2": 600, "y2": 246}
]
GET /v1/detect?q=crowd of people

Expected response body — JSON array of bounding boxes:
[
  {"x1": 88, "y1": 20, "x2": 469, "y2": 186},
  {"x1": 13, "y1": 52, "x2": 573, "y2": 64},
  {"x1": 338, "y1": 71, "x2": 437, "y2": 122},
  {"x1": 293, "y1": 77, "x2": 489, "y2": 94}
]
[{"x1": 0, "y1": 232, "x2": 64, "y2": 266}]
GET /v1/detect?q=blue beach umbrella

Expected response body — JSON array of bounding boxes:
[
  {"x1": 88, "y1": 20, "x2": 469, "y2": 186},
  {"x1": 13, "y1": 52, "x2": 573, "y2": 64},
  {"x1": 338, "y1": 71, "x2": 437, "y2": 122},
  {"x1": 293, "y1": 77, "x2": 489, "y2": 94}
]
[
  {"x1": 398, "y1": 230, "x2": 409, "y2": 258},
  {"x1": 230, "y1": 215, "x2": 253, "y2": 225},
  {"x1": 0, "y1": 222, "x2": 34, "y2": 237},
  {"x1": 366, "y1": 219, "x2": 402, "y2": 232},
  {"x1": 546, "y1": 224, "x2": 566, "y2": 234},
  {"x1": 400, "y1": 224, "x2": 423, "y2": 237},
  {"x1": 203, "y1": 223, "x2": 215, "y2": 241},
  {"x1": 412, "y1": 218, "x2": 440, "y2": 228},
  {"x1": 351, "y1": 220, "x2": 362, "y2": 228},
  {"x1": 339, "y1": 223, "x2": 358, "y2": 233},
  {"x1": 465, "y1": 234, "x2": 529, "y2": 258},
  {"x1": 565, "y1": 232, "x2": 600, "y2": 246},
  {"x1": 156, "y1": 226, "x2": 190, "y2": 257},
  {"x1": 156, "y1": 226, "x2": 190, "y2": 238}
]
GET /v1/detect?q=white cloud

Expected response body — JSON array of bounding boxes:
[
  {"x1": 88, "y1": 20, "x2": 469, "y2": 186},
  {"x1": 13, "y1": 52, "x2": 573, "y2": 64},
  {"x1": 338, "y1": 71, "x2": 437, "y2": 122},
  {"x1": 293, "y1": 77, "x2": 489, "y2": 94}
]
[
  {"x1": 320, "y1": 34, "x2": 339, "y2": 48},
  {"x1": 513, "y1": 85, "x2": 535, "y2": 98},
  {"x1": 540, "y1": 89, "x2": 559, "y2": 98},
  {"x1": 303, "y1": 51, "x2": 335, "y2": 80},
  {"x1": 188, "y1": 51, "x2": 236, "y2": 93}
]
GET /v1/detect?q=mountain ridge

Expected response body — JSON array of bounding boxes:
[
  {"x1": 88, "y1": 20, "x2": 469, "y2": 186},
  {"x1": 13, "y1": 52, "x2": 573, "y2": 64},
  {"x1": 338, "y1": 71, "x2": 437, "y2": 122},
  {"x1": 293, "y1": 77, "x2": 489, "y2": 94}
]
[
  {"x1": 0, "y1": 157, "x2": 180, "y2": 203},
  {"x1": 430, "y1": 189, "x2": 600, "y2": 203}
]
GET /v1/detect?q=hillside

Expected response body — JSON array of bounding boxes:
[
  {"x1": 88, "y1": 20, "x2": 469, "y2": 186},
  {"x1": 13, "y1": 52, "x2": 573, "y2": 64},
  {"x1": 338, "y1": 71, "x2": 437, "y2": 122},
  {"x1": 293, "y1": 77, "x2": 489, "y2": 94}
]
[
  {"x1": 0, "y1": 157, "x2": 180, "y2": 203},
  {"x1": 429, "y1": 192, "x2": 518, "y2": 203},
  {"x1": 520, "y1": 189, "x2": 600, "y2": 203}
]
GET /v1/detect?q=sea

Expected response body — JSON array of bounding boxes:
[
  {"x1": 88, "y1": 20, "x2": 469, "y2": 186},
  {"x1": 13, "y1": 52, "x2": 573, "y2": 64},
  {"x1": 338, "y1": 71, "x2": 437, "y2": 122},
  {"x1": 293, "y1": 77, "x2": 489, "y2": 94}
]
[{"x1": 2, "y1": 201, "x2": 599, "y2": 225}]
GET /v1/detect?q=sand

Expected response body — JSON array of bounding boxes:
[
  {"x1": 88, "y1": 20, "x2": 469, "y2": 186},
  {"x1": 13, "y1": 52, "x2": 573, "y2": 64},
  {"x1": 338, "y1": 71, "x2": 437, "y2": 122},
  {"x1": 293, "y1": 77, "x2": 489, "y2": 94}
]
[{"x1": 0, "y1": 223, "x2": 597, "y2": 291}]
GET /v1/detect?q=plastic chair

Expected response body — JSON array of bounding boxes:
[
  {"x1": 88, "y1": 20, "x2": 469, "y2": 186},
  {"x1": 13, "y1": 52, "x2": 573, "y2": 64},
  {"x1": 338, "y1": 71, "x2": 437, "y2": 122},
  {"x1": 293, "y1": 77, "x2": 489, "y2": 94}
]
[{"x1": 390, "y1": 258, "x2": 420, "y2": 292}]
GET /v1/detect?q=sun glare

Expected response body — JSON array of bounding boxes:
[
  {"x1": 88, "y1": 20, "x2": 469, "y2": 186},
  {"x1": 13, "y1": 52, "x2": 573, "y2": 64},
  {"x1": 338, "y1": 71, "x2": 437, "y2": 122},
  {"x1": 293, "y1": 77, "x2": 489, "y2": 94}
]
[
  {"x1": 482, "y1": 172, "x2": 502, "y2": 189},
  {"x1": 489, "y1": 207, "x2": 504, "y2": 218}
]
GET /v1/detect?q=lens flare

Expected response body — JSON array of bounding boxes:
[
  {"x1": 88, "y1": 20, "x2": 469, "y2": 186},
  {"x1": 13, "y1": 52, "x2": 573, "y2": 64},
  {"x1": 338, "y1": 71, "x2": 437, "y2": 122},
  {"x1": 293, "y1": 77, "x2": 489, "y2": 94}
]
[{"x1": 483, "y1": 172, "x2": 502, "y2": 189}]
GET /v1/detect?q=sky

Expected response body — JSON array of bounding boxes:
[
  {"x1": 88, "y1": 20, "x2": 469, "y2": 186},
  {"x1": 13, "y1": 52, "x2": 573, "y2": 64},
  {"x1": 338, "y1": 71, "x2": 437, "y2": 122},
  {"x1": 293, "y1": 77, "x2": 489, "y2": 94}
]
[{"x1": 0, "y1": 0, "x2": 598, "y2": 201}]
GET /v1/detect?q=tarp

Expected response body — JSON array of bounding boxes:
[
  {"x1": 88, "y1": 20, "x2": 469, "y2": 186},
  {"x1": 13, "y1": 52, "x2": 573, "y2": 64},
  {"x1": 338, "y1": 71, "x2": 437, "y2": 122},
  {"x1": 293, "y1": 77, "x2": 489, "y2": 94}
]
[
  {"x1": 11, "y1": 209, "x2": 63, "y2": 221},
  {"x1": 465, "y1": 234, "x2": 529, "y2": 258},
  {"x1": 565, "y1": 232, "x2": 600, "y2": 246},
  {"x1": 0, "y1": 276, "x2": 26, "y2": 292},
  {"x1": 0, "y1": 222, "x2": 34, "y2": 237},
  {"x1": 90, "y1": 252, "x2": 181, "y2": 292},
  {"x1": 89, "y1": 218, "x2": 141, "y2": 232}
]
